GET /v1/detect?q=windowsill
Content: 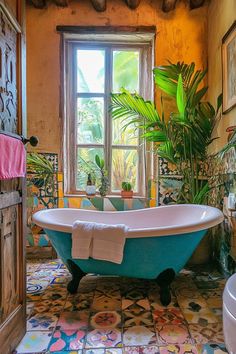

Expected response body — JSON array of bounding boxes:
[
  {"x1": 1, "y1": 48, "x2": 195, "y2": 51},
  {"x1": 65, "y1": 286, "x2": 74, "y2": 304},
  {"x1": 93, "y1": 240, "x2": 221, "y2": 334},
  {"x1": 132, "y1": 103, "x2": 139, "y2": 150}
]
[{"x1": 63, "y1": 193, "x2": 148, "y2": 200}]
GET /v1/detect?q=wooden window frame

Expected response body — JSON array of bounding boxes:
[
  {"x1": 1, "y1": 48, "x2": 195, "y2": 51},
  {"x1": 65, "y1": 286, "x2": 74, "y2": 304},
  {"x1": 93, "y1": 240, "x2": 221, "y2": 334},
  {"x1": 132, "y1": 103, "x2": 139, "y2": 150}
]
[{"x1": 62, "y1": 30, "x2": 154, "y2": 197}]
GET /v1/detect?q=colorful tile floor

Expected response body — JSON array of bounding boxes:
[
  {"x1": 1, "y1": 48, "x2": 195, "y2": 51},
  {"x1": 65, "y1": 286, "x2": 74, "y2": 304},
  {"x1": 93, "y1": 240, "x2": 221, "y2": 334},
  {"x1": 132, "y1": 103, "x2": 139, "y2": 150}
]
[{"x1": 14, "y1": 259, "x2": 229, "y2": 354}]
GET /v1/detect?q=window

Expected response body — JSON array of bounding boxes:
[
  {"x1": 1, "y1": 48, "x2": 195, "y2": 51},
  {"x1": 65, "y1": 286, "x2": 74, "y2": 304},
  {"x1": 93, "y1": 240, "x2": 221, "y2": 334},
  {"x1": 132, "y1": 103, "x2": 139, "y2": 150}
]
[{"x1": 63, "y1": 30, "x2": 154, "y2": 196}]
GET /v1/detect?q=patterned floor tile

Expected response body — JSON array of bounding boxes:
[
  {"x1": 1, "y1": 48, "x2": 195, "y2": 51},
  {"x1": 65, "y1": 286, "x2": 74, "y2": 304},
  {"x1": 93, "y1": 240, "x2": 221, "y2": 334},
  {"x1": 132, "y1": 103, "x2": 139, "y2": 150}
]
[
  {"x1": 201, "y1": 343, "x2": 228, "y2": 353},
  {"x1": 57, "y1": 311, "x2": 89, "y2": 330},
  {"x1": 50, "y1": 276, "x2": 71, "y2": 285},
  {"x1": 33, "y1": 299, "x2": 65, "y2": 314},
  {"x1": 85, "y1": 328, "x2": 122, "y2": 348},
  {"x1": 105, "y1": 348, "x2": 123, "y2": 354},
  {"x1": 123, "y1": 310, "x2": 153, "y2": 327},
  {"x1": 16, "y1": 331, "x2": 52, "y2": 353},
  {"x1": 152, "y1": 308, "x2": 185, "y2": 325},
  {"x1": 156, "y1": 324, "x2": 192, "y2": 345},
  {"x1": 159, "y1": 344, "x2": 201, "y2": 353},
  {"x1": 92, "y1": 296, "x2": 122, "y2": 311},
  {"x1": 181, "y1": 307, "x2": 218, "y2": 325},
  {"x1": 122, "y1": 298, "x2": 150, "y2": 312},
  {"x1": 48, "y1": 329, "x2": 86, "y2": 351},
  {"x1": 90, "y1": 311, "x2": 121, "y2": 329},
  {"x1": 27, "y1": 313, "x2": 59, "y2": 331},
  {"x1": 124, "y1": 346, "x2": 160, "y2": 354},
  {"x1": 27, "y1": 280, "x2": 49, "y2": 295},
  {"x1": 46, "y1": 351, "x2": 81, "y2": 354},
  {"x1": 26, "y1": 302, "x2": 35, "y2": 318},
  {"x1": 189, "y1": 324, "x2": 224, "y2": 344},
  {"x1": 46, "y1": 351, "x2": 80, "y2": 354},
  {"x1": 199, "y1": 289, "x2": 223, "y2": 301},
  {"x1": 177, "y1": 296, "x2": 208, "y2": 309},
  {"x1": 22, "y1": 260, "x2": 227, "y2": 354},
  {"x1": 206, "y1": 297, "x2": 222, "y2": 309},
  {"x1": 41, "y1": 288, "x2": 67, "y2": 301},
  {"x1": 27, "y1": 293, "x2": 42, "y2": 302},
  {"x1": 84, "y1": 349, "x2": 105, "y2": 354},
  {"x1": 123, "y1": 326, "x2": 156, "y2": 346}
]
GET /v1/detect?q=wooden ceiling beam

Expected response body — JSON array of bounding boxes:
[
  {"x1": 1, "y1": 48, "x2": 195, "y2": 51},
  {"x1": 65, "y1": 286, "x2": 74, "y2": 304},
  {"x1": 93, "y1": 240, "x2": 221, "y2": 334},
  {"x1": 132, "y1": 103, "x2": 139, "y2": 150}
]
[
  {"x1": 30, "y1": 0, "x2": 46, "y2": 8},
  {"x1": 190, "y1": 0, "x2": 205, "y2": 9},
  {"x1": 162, "y1": 0, "x2": 177, "y2": 13},
  {"x1": 54, "y1": 0, "x2": 68, "y2": 6},
  {"x1": 90, "y1": 0, "x2": 106, "y2": 11},
  {"x1": 125, "y1": 0, "x2": 141, "y2": 10}
]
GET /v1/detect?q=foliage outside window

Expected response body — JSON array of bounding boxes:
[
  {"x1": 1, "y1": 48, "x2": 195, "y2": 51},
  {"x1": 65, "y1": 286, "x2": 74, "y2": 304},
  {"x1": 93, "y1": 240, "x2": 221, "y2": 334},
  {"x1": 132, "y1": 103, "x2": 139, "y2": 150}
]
[{"x1": 63, "y1": 33, "x2": 153, "y2": 196}]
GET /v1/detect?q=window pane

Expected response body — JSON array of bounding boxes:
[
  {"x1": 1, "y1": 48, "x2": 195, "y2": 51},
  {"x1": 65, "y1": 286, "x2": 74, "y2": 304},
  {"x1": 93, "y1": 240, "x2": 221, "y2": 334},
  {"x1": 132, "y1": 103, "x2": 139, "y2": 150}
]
[
  {"x1": 112, "y1": 118, "x2": 138, "y2": 145},
  {"x1": 77, "y1": 147, "x2": 104, "y2": 190},
  {"x1": 113, "y1": 50, "x2": 139, "y2": 93},
  {"x1": 111, "y1": 149, "x2": 138, "y2": 192},
  {"x1": 77, "y1": 49, "x2": 105, "y2": 93},
  {"x1": 77, "y1": 97, "x2": 104, "y2": 144}
]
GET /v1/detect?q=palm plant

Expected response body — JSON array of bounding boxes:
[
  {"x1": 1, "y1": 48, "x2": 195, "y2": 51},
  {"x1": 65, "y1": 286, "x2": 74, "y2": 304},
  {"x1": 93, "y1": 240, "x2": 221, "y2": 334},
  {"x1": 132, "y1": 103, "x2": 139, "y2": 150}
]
[
  {"x1": 111, "y1": 62, "x2": 222, "y2": 204},
  {"x1": 27, "y1": 153, "x2": 55, "y2": 192}
]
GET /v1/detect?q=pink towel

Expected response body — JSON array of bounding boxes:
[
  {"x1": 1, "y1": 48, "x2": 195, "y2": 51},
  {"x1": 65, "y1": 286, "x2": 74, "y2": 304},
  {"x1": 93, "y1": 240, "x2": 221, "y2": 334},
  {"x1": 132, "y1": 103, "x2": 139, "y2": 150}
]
[{"x1": 0, "y1": 134, "x2": 26, "y2": 179}]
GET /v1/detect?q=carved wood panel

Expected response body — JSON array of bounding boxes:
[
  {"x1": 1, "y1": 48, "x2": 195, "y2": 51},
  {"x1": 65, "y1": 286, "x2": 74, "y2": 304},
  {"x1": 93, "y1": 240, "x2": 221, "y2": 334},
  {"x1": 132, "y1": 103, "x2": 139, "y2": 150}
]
[
  {"x1": 0, "y1": 205, "x2": 20, "y2": 325},
  {"x1": 0, "y1": 7, "x2": 17, "y2": 133}
]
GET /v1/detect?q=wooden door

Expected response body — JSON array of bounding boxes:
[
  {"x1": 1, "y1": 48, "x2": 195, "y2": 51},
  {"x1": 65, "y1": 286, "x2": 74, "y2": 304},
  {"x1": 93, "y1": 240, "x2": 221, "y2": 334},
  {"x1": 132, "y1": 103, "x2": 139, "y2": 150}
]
[{"x1": 0, "y1": 0, "x2": 26, "y2": 353}]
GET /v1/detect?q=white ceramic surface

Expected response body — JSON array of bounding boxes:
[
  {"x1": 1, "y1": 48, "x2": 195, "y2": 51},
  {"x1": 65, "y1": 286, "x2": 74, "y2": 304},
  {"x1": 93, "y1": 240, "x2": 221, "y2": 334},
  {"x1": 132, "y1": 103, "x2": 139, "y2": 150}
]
[
  {"x1": 32, "y1": 204, "x2": 224, "y2": 238},
  {"x1": 223, "y1": 273, "x2": 236, "y2": 354}
]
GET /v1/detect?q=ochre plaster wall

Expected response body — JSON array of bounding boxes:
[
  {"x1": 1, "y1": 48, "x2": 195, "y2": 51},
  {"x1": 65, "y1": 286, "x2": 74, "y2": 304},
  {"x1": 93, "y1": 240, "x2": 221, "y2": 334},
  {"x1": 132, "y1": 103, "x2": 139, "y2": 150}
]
[
  {"x1": 26, "y1": 0, "x2": 208, "y2": 157},
  {"x1": 208, "y1": 0, "x2": 236, "y2": 153}
]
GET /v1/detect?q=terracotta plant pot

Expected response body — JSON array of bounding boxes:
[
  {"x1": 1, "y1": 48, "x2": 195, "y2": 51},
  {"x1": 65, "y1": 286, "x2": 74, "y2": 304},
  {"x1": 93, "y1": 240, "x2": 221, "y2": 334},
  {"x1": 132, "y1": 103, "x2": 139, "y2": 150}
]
[{"x1": 121, "y1": 190, "x2": 133, "y2": 198}]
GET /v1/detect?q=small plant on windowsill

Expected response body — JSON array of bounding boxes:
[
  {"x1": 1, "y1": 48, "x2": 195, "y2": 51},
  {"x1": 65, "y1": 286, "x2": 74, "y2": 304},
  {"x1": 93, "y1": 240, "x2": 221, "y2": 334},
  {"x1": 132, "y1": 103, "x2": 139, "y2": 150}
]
[
  {"x1": 95, "y1": 154, "x2": 109, "y2": 197},
  {"x1": 121, "y1": 181, "x2": 133, "y2": 199},
  {"x1": 85, "y1": 172, "x2": 96, "y2": 197}
]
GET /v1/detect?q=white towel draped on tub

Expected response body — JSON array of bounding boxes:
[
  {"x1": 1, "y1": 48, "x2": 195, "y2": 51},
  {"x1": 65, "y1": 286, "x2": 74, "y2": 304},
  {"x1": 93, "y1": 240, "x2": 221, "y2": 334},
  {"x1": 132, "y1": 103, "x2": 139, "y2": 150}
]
[{"x1": 71, "y1": 221, "x2": 128, "y2": 264}]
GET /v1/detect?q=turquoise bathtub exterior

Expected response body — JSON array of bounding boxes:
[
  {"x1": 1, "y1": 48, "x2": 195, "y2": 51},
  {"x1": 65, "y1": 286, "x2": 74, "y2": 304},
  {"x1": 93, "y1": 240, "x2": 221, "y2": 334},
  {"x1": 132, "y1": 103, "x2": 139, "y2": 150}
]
[{"x1": 45, "y1": 228, "x2": 207, "y2": 279}]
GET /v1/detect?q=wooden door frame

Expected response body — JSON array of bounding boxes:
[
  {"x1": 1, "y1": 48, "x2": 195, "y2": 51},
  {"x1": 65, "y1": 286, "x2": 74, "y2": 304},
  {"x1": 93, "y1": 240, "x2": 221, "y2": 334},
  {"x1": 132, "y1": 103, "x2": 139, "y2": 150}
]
[{"x1": 0, "y1": 0, "x2": 27, "y2": 353}]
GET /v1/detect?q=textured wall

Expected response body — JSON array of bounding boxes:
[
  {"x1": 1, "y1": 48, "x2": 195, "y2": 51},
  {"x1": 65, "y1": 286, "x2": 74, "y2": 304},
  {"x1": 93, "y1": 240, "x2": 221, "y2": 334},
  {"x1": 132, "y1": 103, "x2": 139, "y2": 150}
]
[
  {"x1": 26, "y1": 0, "x2": 208, "y2": 158},
  {"x1": 208, "y1": 0, "x2": 236, "y2": 153}
]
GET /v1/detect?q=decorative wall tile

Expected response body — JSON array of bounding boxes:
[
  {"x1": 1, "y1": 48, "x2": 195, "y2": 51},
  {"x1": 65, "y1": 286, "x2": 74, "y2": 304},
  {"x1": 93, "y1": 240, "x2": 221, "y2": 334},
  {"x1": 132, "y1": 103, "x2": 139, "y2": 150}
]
[{"x1": 158, "y1": 177, "x2": 183, "y2": 206}]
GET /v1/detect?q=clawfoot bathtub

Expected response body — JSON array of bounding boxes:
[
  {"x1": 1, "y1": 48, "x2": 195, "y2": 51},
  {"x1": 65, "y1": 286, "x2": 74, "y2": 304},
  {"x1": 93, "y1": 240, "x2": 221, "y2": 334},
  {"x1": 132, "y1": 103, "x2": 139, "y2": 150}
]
[{"x1": 33, "y1": 204, "x2": 223, "y2": 305}]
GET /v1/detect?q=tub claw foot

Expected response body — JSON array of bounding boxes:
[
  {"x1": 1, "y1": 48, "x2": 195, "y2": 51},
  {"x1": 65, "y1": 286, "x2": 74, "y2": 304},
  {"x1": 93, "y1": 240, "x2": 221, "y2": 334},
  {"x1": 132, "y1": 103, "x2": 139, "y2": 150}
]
[
  {"x1": 156, "y1": 268, "x2": 175, "y2": 306},
  {"x1": 66, "y1": 259, "x2": 86, "y2": 294}
]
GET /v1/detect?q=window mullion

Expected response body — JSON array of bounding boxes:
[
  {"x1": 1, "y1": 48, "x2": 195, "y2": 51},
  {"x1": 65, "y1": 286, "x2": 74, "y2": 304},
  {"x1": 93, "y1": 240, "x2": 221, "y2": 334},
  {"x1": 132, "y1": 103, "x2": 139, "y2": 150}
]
[{"x1": 105, "y1": 47, "x2": 112, "y2": 193}]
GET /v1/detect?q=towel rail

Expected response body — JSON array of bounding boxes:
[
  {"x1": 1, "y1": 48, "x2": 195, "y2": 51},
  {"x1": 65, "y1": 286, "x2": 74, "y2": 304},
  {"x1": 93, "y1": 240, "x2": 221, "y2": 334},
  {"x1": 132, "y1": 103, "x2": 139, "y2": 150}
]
[{"x1": 0, "y1": 130, "x2": 38, "y2": 146}]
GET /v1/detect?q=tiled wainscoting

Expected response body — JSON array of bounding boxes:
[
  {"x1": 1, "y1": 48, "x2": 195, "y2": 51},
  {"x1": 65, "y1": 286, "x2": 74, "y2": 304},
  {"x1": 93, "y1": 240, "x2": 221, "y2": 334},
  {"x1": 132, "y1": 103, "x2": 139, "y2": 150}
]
[
  {"x1": 27, "y1": 151, "x2": 236, "y2": 275},
  {"x1": 14, "y1": 259, "x2": 228, "y2": 354}
]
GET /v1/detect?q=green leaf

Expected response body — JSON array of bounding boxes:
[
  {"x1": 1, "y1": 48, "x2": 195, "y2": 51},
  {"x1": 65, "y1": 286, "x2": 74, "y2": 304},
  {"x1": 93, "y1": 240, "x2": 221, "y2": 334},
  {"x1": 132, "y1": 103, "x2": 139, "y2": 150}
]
[
  {"x1": 176, "y1": 74, "x2": 186, "y2": 117},
  {"x1": 95, "y1": 154, "x2": 101, "y2": 168}
]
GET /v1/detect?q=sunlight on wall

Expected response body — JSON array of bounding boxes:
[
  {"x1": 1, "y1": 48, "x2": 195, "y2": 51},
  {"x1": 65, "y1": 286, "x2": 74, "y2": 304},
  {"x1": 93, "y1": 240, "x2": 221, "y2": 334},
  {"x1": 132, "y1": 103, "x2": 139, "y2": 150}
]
[{"x1": 26, "y1": 0, "x2": 208, "y2": 160}]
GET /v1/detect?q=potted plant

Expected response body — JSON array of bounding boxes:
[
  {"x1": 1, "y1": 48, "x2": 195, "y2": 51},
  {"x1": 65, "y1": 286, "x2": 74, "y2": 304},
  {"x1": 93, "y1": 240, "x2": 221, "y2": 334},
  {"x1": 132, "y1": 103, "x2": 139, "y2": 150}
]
[
  {"x1": 121, "y1": 181, "x2": 133, "y2": 198},
  {"x1": 95, "y1": 155, "x2": 109, "y2": 197},
  {"x1": 85, "y1": 172, "x2": 96, "y2": 197},
  {"x1": 111, "y1": 61, "x2": 222, "y2": 204}
]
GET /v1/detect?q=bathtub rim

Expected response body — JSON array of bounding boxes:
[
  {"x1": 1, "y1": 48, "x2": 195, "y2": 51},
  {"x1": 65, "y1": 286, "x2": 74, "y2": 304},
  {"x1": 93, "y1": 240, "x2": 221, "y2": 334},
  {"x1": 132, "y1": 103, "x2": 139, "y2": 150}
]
[{"x1": 32, "y1": 204, "x2": 224, "y2": 238}]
